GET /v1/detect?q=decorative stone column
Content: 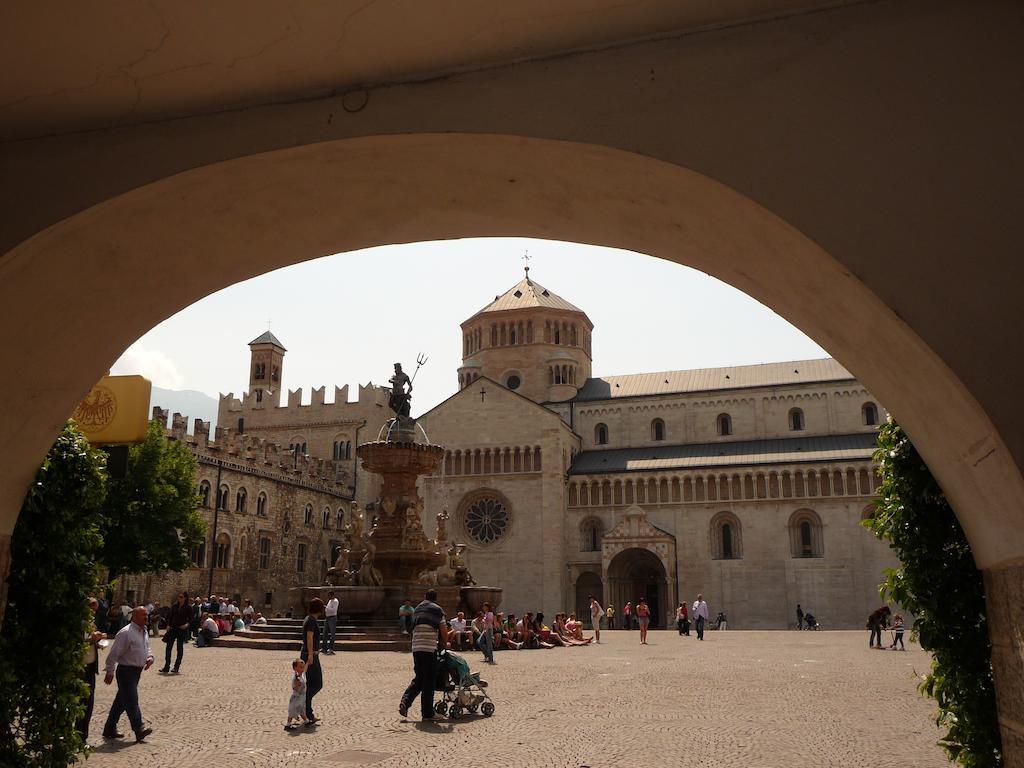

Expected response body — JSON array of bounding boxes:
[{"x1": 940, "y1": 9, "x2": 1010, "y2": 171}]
[
  {"x1": 984, "y1": 564, "x2": 1024, "y2": 767},
  {"x1": 0, "y1": 532, "x2": 11, "y2": 630}
]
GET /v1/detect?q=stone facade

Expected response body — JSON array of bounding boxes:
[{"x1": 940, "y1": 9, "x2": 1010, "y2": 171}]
[
  {"x1": 128, "y1": 275, "x2": 898, "y2": 628},
  {"x1": 120, "y1": 408, "x2": 354, "y2": 615}
]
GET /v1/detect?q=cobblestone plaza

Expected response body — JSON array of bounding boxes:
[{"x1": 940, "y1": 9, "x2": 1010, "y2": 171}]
[{"x1": 86, "y1": 631, "x2": 948, "y2": 767}]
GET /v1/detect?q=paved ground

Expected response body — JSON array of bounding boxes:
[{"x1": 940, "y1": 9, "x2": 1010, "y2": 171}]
[{"x1": 85, "y1": 630, "x2": 947, "y2": 768}]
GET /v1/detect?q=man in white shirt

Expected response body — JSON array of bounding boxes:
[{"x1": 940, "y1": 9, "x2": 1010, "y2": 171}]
[
  {"x1": 102, "y1": 606, "x2": 154, "y2": 742},
  {"x1": 198, "y1": 613, "x2": 220, "y2": 647},
  {"x1": 448, "y1": 612, "x2": 472, "y2": 651},
  {"x1": 322, "y1": 591, "x2": 340, "y2": 654},
  {"x1": 692, "y1": 594, "x2": 710, "y2": 641},
  {"x1": 589, "y1": 596, "x2": 604, "y2": 643},
  {"x1": 242, "y1": 599, "x2": 256, "y2": 623}
]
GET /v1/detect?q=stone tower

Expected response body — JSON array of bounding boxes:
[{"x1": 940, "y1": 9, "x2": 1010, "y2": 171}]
[
  {"x1": 247, "y1": 331, "x2": 286, "y2": 405},
  {"x1": 457, "y1": 268, "x2": 593, "y2": 403}
]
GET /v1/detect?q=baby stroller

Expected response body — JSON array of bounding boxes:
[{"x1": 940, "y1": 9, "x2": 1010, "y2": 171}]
[
  {"x1": 434, "y1": 648, "x2": 495, "y2": 719},
  {"x1": 803, "y1": 613, "x2": 820, "y2": 630}
]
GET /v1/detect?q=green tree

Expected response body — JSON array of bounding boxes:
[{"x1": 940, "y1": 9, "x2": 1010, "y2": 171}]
[
  {"x1": 864, "y1": 419, "x2": 1002, "y2": 767},
  {"x1": 100, "y1": 420, "x2": 205, "y2": 583},
  {"x1": 0, "y1": 421, "x2": 106, "y2": 767}
]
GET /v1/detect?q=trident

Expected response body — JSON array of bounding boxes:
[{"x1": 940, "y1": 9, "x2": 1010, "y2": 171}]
[{"x1": 410, "y1": 352, "x2": 428, "y2": 383}]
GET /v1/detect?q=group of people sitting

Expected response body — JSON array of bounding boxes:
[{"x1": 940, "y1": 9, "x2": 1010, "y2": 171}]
[
  {"x1": 399, "y1": 599, "x2": 596, "y2": 652},
  {"x1": 192, "y1": 594, "x2": 270, "y2": 646}
]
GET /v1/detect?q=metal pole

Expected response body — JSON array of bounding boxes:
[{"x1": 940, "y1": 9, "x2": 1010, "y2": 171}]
[{"x1": 206, "y1": 459, "x2": 222, "y2": 599}]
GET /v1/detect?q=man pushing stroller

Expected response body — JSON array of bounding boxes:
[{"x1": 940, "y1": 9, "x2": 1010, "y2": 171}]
[{"x1": 398, "y1": 589, "x2": 450, "y2": 721}]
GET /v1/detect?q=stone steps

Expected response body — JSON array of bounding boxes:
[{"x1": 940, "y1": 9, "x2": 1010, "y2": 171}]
[{"x1": 211, "y1": 634, "x2": 408, "y2": 652}]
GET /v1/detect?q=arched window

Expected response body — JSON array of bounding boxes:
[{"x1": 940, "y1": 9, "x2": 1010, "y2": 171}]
[
  {"x1": 789, "y1": 509, "x2": 824, "y2": 558},
  {"x1": 717, "y1": 413, "x2": 732, "y2": 436},
  {"x1": 789, "y1": 407, "x2": 804, "y2": 431},
  {"x1": 337, "y1": 507, "x2": 345, "y2": 529},
  {"x1": 296, "y1": 542, "x2": 307, "y2": 573},
  {"x1": 595, "y1": 423, "x2": 609, "y2": 445},
  {"x1": 235, "y1": 487, "x2": 247, "y2": 512},
  {"x1": 303, "y1": 504, "x2": 313, "y2": 526},
  {"x1": 256, "y1": 492, "x2": 268, "y2": 516},
  {"x1": 253, "y1": 363, "x2": 265, "y2": 380},
  {"x1": 580, "y1": 517, "x2": 603, "y2": 552},
  {"x1": 651, "y1": 418, "x2": 665, "y2": 441},
  {"x1": 862, "y1": 402, "x2": 879, "y2": 426},
  {"x1": 322, "y1": 507, "x2": 331, "y2": 529},
  {"x1": 710, "y1": 511, "x2": 742, "y2": 559},
  {"x1": 215, "y1": 533, "x2": 231, "y2": 569},
  {"x1": 189, "y1": 541, "x2": 206, "y2": 568},
  {"x1": 198, "y1": 480, "x2": 211, "y2": 508},
  {"x1": 217, "y1": 484, "x2": 229, "y2": 510}
]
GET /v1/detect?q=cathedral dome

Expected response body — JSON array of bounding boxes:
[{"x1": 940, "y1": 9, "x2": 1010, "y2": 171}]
[{"x1": 457, "y1": 269, "x2": 593, "y2": 403}]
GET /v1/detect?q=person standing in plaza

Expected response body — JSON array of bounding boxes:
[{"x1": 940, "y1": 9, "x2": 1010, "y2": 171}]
[
  {"x1": 623, "y1": 601, "x2": 633, "y2": 630},
  {"x1": 77, "y1": 597, "x2": 105, "y2": 743},
  {"x1": 301, "y1": 598, "x2": 326, "y2": 725},
  {"x1": 589, "y1": 595, "x2": 604, "y2": 644},
  {"x1": 322, "y1": 591, "x2": 339, "y2": 654},
  {"x1": 398, "y1": 588, "x2": 449, "y2": 720},
  {"x1": 160, "y1": 590, "x2": 191, "y2": 674},
  {"x1": 867, "y1": 605, "x2": 891, "y2": 649},
  {"x1": 676, "y1": 602, "x2": 689, "y2": 636},
  {"x1": 477, "y1": 601, "x2": 496, "y2": 663},
  {"x1": 102, "y1": 606, "x2": 154, "y2": 742},
  {"x1": 796, "y1": 604, "x2": 804, "y2": 631},
  {"x1": 692, "y1": 594, "x2": 709, "y2": 641},
  {"x1": 636, "y1": 598, "x2": 651, "y2": 644},
  {"x1": 606, "y1": 604, "x2": 615, "y2": 629}
]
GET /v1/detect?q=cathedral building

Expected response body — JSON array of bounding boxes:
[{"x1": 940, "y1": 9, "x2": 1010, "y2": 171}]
[{"x1": 128, "y1": 271, "x2": 894, "y2": 629}]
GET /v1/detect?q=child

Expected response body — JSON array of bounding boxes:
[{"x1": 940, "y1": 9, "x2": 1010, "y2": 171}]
[
  {"x1": 889, "y1": 614, "x2": 906, "y2": 650},
  {"x1": 285, "y1": 659, "x2": 308, "y2": 730}
]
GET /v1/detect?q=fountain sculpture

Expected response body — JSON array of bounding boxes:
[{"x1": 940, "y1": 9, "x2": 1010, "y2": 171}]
[{"x1": 291, "y1": 361, "x2": 501, "y2": 619}]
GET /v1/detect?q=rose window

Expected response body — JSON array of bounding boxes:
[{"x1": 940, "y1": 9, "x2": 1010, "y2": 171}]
[{"x1": 465, "y1": 497, "x2": 509, "y2": 544}]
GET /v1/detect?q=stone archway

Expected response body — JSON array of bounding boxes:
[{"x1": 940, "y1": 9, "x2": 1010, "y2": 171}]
[
  {"x1": 607, "y1": 548, "x2": 669, "y2": 630},
  {"x1": 602, "y1": 506, "x2": 677, "y2": 628}
]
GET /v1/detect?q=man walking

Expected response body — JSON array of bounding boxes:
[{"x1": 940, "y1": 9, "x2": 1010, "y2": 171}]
[
  {"x1": 692, "y1": 593, "x2": 709, "y2": 641},
  {"x1": 398, "y1": 589, "x2": 449, "y2": 721},
  {"x1": 102, "y1": 606, "x2": 154, "y2": 742},
  {"x1": 322, "y1": 591, "x2": 339, "y2": 654},
  {"x1": 589, "y1": 595, "x2": 604, "y2": 644},
  {"x1": 77, "y1": 598, "x2": 105, "y2": 744},
  {"x1": 796, "y1": 604, "x2": 804, "y2": 631}
]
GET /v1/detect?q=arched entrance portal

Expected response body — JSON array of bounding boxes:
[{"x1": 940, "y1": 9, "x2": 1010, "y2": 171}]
[
  {"x1": 608, "y1": 548, "x2": 668, "y2": 630},
  {"x1": 574, "y1": 571, "x2": 603, "y2": 624}
]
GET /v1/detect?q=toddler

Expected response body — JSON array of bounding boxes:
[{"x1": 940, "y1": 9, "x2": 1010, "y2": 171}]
[
  {"x1": 889, "y1": 614, "x2": 905, "y2": 650},
  {"x1": 285, "y1": 659, "x2": 308, "y2": 730}
]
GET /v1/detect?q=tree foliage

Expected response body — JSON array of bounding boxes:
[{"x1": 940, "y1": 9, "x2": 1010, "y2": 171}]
[
  {"x1": 100, "y1": 420, "x2": 205, "y2": 580},
  {"x1": 864, "y1": 419, "x2": 1002, "y2": 767},
  {"x1": 0, "y1": 421, "x2": 106, "y2": 767}
]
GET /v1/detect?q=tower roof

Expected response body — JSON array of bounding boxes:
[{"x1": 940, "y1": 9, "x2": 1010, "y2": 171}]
[
  {"x1": 468, "y1": 274, "x2": 588, "y2": 321},
  {"x1": 248, "y1": 330, "x2": 287, "y2": 350}
]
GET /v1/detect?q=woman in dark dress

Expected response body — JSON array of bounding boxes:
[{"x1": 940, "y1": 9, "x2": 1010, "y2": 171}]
[
  {"x1": 301, "y1": 598, "x2": 325, "y2": 725},
  {"x1": 161, "y1": 590, "x2": 191, "y2": 673}
]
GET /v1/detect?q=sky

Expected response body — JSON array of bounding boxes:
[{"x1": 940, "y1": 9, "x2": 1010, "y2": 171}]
[{"x1": 111, "y1": 237, "x2": 828, "y2": 414}]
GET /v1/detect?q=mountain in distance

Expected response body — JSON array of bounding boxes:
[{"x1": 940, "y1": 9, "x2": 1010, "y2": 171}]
[{"x1": 150, "y1": 386, "x2": 219, "y2": 431}]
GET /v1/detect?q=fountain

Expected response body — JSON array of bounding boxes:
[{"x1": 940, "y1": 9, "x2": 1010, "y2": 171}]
[{"x1": 290, "y1": 361, "x2": 502, "y2": 621}]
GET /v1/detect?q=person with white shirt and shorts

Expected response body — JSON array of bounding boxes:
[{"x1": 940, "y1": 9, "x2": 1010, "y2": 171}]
[{"x1": 322, "y1": 591, "x2": 340, "y2": 655}]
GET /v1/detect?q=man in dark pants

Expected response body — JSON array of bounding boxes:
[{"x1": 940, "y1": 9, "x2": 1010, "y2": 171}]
[
  {"x1": 102, "y1": 606, "x2": 155, "y2": 742},
  {"x1": 399, "y1": 589, "x2": 449, "y2": 721},
  {"x1": 692, "y1": 594, "x2": 709, "y2": 641},
  {"x1": 796, "y1": 604, "x2": 804, "y2": 631},
  {"x1": 301, "y1": 598, "x2": 326, "y2": 725},
  {"x1": 77, "y1": 598, "x2": 105, "y2": 743},
  {"x1": 160, "y1": 591, "x2": 191, "y2": 673}
]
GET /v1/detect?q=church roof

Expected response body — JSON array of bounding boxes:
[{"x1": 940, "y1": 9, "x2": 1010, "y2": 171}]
[
  {"x1": 569, "y1": 432, "x2": 877, "y2": 475},
  {"x1": 248, "y1": 330, "x2": 287, "y2": 350},
  {"x1": 574, "y1": 358, "x2": 853, "y2": 401},
  {"x1": 468, "y1": 273, "x2": 588, "y2": 320}
]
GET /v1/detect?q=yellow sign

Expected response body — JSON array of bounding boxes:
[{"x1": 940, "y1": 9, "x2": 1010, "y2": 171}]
[{"x1": 72, "y1": 375, "x2": 152, "y2": 445}]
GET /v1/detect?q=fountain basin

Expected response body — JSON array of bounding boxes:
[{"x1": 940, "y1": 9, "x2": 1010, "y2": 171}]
[
  {"x1": 290, "y1": 586, "x2": 387, "y2": 615},
  {"x1": 460, "y1": 586, "x2": 504, "y2": 615}
]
